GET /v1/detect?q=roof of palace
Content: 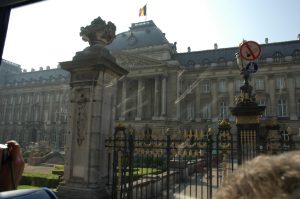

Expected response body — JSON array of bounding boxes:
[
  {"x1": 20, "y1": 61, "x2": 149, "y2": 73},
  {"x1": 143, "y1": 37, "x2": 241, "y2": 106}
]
[
  {"x1": 174, "y1": 40, "x2": 300, "y2": 67},
  {"x1": 6, "y1": 68, "x2": 69, "y2": 84},
  {"x1": 2, "y1": 20, "x2": 300, "y2": 85},
  {"x1": 107, "y1": 20, "x2": 170, "y2": 51}
]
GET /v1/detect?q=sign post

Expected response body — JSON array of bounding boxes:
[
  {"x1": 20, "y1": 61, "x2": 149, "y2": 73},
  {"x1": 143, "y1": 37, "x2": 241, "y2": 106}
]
[{"x1": 239, "y1": 41, "x2": 261, "y2": 61}]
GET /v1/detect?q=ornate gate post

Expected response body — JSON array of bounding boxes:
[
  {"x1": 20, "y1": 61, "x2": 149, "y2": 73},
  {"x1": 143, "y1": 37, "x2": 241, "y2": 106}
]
[{"x1": 57, "y1": 17, "x2": 128, "y2": 199}]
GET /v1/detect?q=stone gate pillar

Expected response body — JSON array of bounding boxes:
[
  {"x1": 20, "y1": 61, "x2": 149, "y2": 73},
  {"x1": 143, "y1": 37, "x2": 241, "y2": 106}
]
[{"x1": 57, "y1": 17, "x2": 128, "y2": 199}]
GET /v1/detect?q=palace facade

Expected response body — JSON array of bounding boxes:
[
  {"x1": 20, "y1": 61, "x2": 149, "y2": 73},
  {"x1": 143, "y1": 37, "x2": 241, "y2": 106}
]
[{"x1": 1, "y1": 20, "x2": 300, "y2": 149}]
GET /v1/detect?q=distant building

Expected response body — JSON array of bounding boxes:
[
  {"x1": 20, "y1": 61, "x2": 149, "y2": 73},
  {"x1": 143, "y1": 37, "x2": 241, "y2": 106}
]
[
  {"x1": 1, "y1": 20, "x2": 300, "y2": 149},
  {"x1": 0, "y1": 61, "x2": 69, "y2": 149}
]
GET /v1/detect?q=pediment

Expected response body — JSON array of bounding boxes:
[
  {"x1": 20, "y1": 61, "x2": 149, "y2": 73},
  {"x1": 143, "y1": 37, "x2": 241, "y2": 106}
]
[{"x1": 112, "y1": 52, "x2": 165, "y2": 69}]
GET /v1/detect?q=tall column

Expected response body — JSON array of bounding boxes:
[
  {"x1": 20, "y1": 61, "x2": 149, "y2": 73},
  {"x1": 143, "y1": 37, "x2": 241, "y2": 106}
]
[
  {"x1": 119, "y1": 79, "x2": 127, "y2": 120},
  {"x1": 19, "y1": 95, "x2": 24, "y2": 122},
  {"x1": 268, "y1": 75, "x2": 276, "y2": 116},
  {"x1": 2, "y1": 96, "x2": 7, "y2": 122},
  {"x1": 195, "y1": 82, "x2": 201, "y2": 122},
  {"x1": 211, "y1": 79, "x2": 219, "y2": 121},
  {"x1": 28, "y1": 93, "x2": 34, "y2": 121},
  {"x1": 135, "y1": 79, "x2": 144, "y2": 120},
  {"x1": 176, "y1": 75, "x2": 181, "y2": 121},
  {"x1": 10, "y1": 95, "x2": 15, "y2": 122},
  {"x1": 48, "y1": 92, "x2": 54, "y2": 123},
  {"x1": 152, "y1": 76, "x2": 160, "y2": 120},
  {"x1": 228, "y1": 78, "x2": 235, "y2": 121},
  {"x1": 161, "y1": 75, "x2": 167, "y2": 118},
  {"x1": 287, "y1": 74, "x2": 297, "y2": 120}
]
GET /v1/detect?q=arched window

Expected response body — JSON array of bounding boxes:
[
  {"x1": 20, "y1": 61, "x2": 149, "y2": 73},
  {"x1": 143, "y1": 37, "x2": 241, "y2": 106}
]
[
  {"x1": 292, "y1": 50, "x2": 300, "y2": 60},
  {"x1": 202, "y1": 58, "x2": 211, "y2": 67},
  {"x1": 218, "y1": 57, "x2": 226, "y2": 66},
  {"x1": 186, "y1": 60, "x2": 195, "y2": 69}
]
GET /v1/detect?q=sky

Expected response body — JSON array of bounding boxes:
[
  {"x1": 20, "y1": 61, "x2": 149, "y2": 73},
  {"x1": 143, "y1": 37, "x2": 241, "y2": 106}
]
[{"x1": 3, "y1": 0, "x2": 300, "y2": 71}]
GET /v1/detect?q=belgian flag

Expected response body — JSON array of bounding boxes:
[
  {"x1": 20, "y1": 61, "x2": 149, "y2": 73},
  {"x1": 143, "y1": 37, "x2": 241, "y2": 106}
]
[{"x1": 139, "y1": 5, "x2": 147, "y2": 17}]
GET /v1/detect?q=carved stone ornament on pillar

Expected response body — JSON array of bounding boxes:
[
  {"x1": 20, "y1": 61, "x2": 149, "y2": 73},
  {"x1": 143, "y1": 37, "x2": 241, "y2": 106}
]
[
  {"x1": 80, "y1": 16, "x2": 116, "y2": 46},
  {"x1": 73, "y1": 17, "x2": 117, "y2": 62}
]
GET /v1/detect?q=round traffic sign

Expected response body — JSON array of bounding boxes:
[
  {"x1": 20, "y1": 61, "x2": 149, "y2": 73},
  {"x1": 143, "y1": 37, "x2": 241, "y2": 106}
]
[
  {"x1": 245, "y1": 62, "x2": 258, "y2": 73},
  {"x1": 239, "y1": 41, "x2": 261, "y2": 61}
]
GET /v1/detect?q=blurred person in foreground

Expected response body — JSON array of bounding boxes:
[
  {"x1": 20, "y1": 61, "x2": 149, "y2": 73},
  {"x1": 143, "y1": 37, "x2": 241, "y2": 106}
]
[
  {"x1": 0, "y1": 140, "x2": 25, "y2": 192},
  {"x1": 215, "y1": 151, "x2": 300, "y2": 199}
]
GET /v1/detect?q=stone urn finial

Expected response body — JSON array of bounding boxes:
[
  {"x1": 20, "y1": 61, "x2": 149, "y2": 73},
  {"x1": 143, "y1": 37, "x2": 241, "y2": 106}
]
[{"x1": 80, "y1": 17, "x2": 116, "y2": 46}]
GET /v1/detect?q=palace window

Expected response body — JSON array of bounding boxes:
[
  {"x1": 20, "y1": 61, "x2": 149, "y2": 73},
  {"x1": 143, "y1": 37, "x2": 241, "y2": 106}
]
[
  {"x1": 8, "y1": 111, "x2": 12, "y2": 121},
  {"x1": 186, "y1": 60, "x2": 195, "y2": 69},
  {"x1": 36, "y1": 94, "x2": 40, "y2": 103},
  {"x1": 202, "y1": 59, "x2": 211, "y2": 67},
  {"x1": 218, "y1": 57, "x2": 226, "y2": 66},
  {"x1": 56, "y1": 93, "x2": 60, "y2": 102},
  {"x1": 235, "y1": 79, "x2": 243, "y2": 92},
  {"x1": 202, "y1": 80, "x2": 210, "y2": 93},
  {"x1": 276, "y1": 77, "x2": 285, "y2": 90},
  {"x1": 297, "y1": 99, "x2": 300, "y2": 116},
  {"x1": 18, "y1": 95, "x2": 22, "y2": 104},
  {"x1": 293, "y1": 50, "x2": 300, "y2": 60},
  {"x1": 296, "y1": 77, "x2": 300, "y2": 88},
  {"x1": 186, "y1": 100, "x2": 195, "y2": 120},
  {"x1": 44, "y1": 109, "x2": 49, "y2": 122},
  {"x1": 219, "y1": 79, "x2": 227, "y2": 92},
  {"x1": 46, "y1": 94, "x2": 50, "y2": 103},
  {"x1": 26, "y1": 95, "x2": 30, "y2": 103},
  {"x1": 273, "y1": 51, "x2": 283, "y2": 63},
  {"x1": 202, "y1": 103, "x2": 211, "y2": 119},
  {"x1": 16, "y1": 111, "x2": 20, "y2": 121},
  {"x1": 277, "y1": 98, "x2": 288, "y2": 117},
  {"x1": 257, "y1": 99, "x2": 267, "y2": 116},
  {"x1": 9, "y1": 96, "x2": 14, "y2": 104},
  {"x1": 219, "y1": 101, "x2": 228, "y2": 119},
  {"x1": 255, "y1": 79, "x2": 265, "y2": 90}
]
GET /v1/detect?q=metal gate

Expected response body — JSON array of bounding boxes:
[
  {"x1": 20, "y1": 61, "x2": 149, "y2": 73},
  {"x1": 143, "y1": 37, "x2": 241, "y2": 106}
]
[{"x1": 105, "y1": 120, "x2": 237, "y2": 199}]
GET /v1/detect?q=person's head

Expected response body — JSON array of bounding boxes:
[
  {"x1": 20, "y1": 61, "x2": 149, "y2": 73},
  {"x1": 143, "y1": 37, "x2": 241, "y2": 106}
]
[{"x1": 215, "y1": 151, "x2": 300, "y2": 199}]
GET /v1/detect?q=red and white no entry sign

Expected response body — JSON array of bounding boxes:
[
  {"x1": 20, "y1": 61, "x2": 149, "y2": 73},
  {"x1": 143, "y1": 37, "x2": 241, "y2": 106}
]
[{"x1": 239, "y1": 41, "x2": 261, "y2": 61}]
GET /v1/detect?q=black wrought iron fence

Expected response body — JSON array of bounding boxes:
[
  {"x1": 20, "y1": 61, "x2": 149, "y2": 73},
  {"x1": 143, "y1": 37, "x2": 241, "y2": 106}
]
[{"x1": 105, "y1": 120, "x2": 300, "y2": 199}]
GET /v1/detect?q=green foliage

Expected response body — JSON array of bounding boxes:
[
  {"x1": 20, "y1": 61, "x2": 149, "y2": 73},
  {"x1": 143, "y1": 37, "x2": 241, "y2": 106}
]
[
  {"x1": 18, "y1": 185, "x2": 40, "y2": 189},
  {"x1": 134, "y1": 156, "x2": 165, "y2": 168},
  {"x1": 22, "y1": 172, "x2": 59, "y2": 179},
  {"x1": 54, "y1": 164, "x2": 64, "y2": 170},
  {"x1": 52, "y1": 164, "x2": 64, "y2": 177},
  {"x1": 21, "y1": 172, "x2": 60, "y2": 188},
  {"x1": 52, "y1": 170, "x2": 64, "y2": 176},
  {"x1": 22, "y1": 151, "x2": 31, "y2": 163},
  {"x1": 132, "y1": 167, "x2": 161, "y2": 177}
]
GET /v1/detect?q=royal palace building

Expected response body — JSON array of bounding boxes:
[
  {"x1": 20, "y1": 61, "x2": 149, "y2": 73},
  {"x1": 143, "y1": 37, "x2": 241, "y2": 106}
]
[{"x1": 1, "y1": 20, "x2": 300, "y2": 149}]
